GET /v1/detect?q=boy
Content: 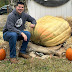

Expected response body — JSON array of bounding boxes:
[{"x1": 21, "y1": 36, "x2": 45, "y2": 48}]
[{"x1": 3, "y1": 2, "x2": 36, "y2": 63}]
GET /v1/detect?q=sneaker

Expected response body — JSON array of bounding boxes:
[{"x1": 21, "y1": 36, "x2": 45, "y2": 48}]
[{"x1": 18, "y1": 52, "x2": 31, "y2": 59}]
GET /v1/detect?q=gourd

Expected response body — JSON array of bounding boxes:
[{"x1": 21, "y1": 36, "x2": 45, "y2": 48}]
[
  {"x1": 66, "y1": 48, "x2": 72, "y2": 61},
  {"x1": 0, "y1": 48, "x2": 6, "y2": 60},
  {"x1": 30, "y1": 16, "x2": 71, "y2": 46}
]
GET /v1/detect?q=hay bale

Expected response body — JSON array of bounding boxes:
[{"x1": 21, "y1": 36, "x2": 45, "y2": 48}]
[
  {"x1": 65, "y1": 16, "x2": 72, "y2": 32},
  {"x1": 0, "y1": 32, "x2": 23, "y2": 57}
]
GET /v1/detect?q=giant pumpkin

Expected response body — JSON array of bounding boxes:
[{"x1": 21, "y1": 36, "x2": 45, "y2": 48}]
[{"x1": 30, "y1": 16, "x2": 71, "y2": 47}]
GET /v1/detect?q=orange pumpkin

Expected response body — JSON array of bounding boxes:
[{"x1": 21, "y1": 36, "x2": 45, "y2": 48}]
[
  {"x1": 66, "y1": 48, "x2": 72, "y2": 61},
  {"x1": 0, "y1": 48, "x2": 6, "y2": 60}
]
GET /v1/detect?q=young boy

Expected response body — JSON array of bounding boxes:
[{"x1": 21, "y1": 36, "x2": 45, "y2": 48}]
[{"x1": 3, "y1": 2, "x2": 36, "y2": 63}]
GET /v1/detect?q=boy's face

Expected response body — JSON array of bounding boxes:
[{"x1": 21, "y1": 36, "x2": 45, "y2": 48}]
[{"x1": 16, "y1": 4, "x2": 24, "y2": 14}]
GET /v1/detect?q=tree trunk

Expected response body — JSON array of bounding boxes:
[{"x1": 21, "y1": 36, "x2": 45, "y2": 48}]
[{"x1": 27, "y1": 42, "x2": 66, "y2": 57}]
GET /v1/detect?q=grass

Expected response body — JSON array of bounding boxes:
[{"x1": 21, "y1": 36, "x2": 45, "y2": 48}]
[{"x1": 0, "y1": 57, "x2": 72, "y2": 72}]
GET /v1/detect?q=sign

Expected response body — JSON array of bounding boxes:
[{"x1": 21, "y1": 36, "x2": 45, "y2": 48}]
[{"x1": 34, "y1": 0, "x2": 70, "y2": 7}]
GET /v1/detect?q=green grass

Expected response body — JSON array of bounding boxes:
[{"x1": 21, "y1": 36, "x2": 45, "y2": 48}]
[{"x1": 0, "y1": 57, "x2": 72, "y2": 72}]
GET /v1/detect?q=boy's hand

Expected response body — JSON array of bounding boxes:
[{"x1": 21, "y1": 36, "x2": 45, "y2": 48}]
[
  {"x1": 21, "y1": 32, "x2": 27, "y2": 41},
  {"x1": 29, "y1": 24, "x2": 35, "y2": 28}
]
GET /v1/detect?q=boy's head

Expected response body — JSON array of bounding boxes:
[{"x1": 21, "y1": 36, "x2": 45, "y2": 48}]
[{"x1": 16, "y1": 2, "x2": 24, "y2": 14}]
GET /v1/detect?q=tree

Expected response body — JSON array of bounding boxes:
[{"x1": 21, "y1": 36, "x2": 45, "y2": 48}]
[{"x1": 9, "y1": 0, "x2": 28, "y2": 13}]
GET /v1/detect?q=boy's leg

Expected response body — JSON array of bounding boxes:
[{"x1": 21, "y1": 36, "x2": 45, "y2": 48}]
[
  {"x1": 18, "y1": 31, "x2": 31, "y2": 54},
  {"x1": 18, "y1": 31, "x2": 31, "y2": 58},
  {"x1": 3, "y1": 31, "x2": 18, "y2": 58}
]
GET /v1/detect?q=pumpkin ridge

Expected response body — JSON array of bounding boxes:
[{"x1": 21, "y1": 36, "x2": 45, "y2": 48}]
[
  {"x1": 44, "y1": 34, "x2": 70, "y2": 46},
  {"x1": 44, "y1": 27, "x2": 71, "y2": 46},
  {"x1": 40, "y1": 21, "x2": 69, "y2": 41},
  {"x1": 40, "y1": 20, "x2": 61, "y2": 38}
]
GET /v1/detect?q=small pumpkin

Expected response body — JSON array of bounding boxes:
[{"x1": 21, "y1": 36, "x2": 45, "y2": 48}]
[
  {"x1": 0, "y1": 48, "x2": 6, "y2": 60},
  {"x1": 66, "y1": 48, "x2": 72, "y2": 61}
]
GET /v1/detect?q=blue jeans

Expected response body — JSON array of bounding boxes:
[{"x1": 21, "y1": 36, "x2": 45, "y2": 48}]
[{"x1": 3, "y1": 31, "x2": 31, "y2": 58}]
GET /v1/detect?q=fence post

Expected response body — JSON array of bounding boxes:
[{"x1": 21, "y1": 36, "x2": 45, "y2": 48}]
[{"x1": 7, "y1": 6, "x2": 9, "y2": 13}]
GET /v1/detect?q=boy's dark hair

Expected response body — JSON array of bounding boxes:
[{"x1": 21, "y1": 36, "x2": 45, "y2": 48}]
[{"x1": 16, "y1": 2, "x2": 24, "y2": 6}]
